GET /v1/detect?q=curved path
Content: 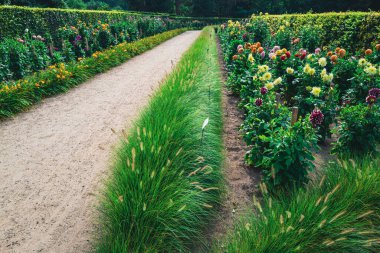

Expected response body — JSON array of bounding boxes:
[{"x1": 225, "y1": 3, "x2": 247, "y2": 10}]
[{"x1": 0, "y1": 31, "x2": 201, "y2": 253}]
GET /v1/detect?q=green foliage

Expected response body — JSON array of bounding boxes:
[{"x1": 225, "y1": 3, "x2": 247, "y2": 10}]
[
  {"x1": 0, "y1": 28, "x2": 188, "y2": 118},
  {"x1": 261, "y1": 119, "x2": 318, "y2": 188},
  {"x1": 333, "y1": 104, "x2": 380, "y2": 156},
  {"x1": 3, "y1": 0, "x2": 380, "y2": 17},
  {"x1": 257, "y1": 12, "x2": 380, "y2": 50},
  {"x1": 216, "y1": 157, "x2": 380, "y2": 252},
  {"x1": 95, "y1": 27, "x2": 224, "y2": 252},
  {"x1": 0, "y1": 6, "x2": 221, "y2": 83},
  {"x1": 299, "y1": 25, "x2": 323, "y2": 52},
  {"x1": 0, "y1": 6, "x2": 223, "y2": 42},
  {"x1": 246, "y1": 17, "x2": 270, "y2": 44},
  {"x1": 6, "y1": 38, "x2": 30, "y2": 80}
]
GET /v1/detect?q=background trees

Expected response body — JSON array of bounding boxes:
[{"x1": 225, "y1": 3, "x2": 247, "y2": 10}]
[{"x1": 1, "y1": 0, "x2": 379, "y2": 16}]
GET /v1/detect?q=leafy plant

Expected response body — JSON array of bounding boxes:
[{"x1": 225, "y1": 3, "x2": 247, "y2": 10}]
[
  {"x1": 260, "y1": 119, "x2": 318, "y2": 188},
  {"x1": 333, "y1": 103, "x2": 380, "y2": 156},
  {"x1": 299, "y1": 25, "x2": 323, "y2": 52},
  {"x1": 246, "y1": 16, "x2": 270, "y2": 44},
  {"x1": 6, "y1": 39, "x2": 30, "y2": 80}
]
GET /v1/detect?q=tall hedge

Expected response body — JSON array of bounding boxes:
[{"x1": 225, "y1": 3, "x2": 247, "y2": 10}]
[
  {"x1": 0, "y1": 6, "x2": 227, "y2": 41},
  {"x1": 255, "y1": 12, "x2": 380, "y2": 50}
]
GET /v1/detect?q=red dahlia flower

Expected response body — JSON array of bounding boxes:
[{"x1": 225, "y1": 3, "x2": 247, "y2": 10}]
[
  {"x1": 366, "y1": 95, "x2": 377, "y2": 105},
  {"x1": 255, "y1": 98, "x2": 263, "y2": 107},
  {"x1": 369, "y1": 88, "x2": 380, "y2": 98},
  {"x1": 309, "y1": 109, "x2": 324, "y2": 128},
  {"x1": 260, "y1": 87, "x2": 268, "y2": 95}
]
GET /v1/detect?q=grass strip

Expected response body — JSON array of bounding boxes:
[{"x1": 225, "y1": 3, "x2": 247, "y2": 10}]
[
  {"x1": 0, "y1": 28, "x2": 188, "y2": 119},
  {"x1": 95, "y1": 27, "x2": 224, "y2": 252},
  {"x1": 216, "y1": 157, "x2": 380, "y2": 252}
]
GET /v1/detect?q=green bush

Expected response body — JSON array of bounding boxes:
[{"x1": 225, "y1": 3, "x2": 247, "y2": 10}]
[
  {"x1": 299, "y1": 25, "x2": 323, "y2": 52},
  {"x1": 260, "y1": 119, "x2": 318, "y2": 188},
  {"x1": 246, "y1": 17, "x2": 270, "y2": 44},
  {"x1": 333, "y1": 104, "x2": 380, "y2": 156},
  {"x1": 6, "y1": 38, "x2": 30, "y2": 80}
]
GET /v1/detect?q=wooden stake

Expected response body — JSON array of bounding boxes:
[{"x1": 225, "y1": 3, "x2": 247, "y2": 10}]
[
  {"x1": 275, "y1": 93, "x2": 281, "y2": 109},
  {"x1": 291, "y1": 107, "x2": 299, "y2": 125}
]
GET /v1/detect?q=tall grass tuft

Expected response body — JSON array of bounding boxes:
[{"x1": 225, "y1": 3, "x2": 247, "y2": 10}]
[
  {"x1": 217, "y1": 158, "x2": 380, "y2": 252},
  {"x1": 95, "y1": 27, "x2": 224, "y2": 252}
]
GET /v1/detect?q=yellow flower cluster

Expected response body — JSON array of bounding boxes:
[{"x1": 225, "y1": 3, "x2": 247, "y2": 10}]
[
  {"x1": 318, "y1": 57, "x2": 327, "y2": 67},
  {"x1": 286, "y1": 67, "x2": 294, "y2": 75},
  {"x1": 321, "y1": 68, "x2": 334, "y2": 83},
  {"x1": 364, "y1": 65, "x2": 377, "y2": 76},
  {"x1": 248, "y1": 54, "x2": 254, "y2": 63},
  {"x1": 92, "y1": 51, "x2": 102, "y2": 58},
  {"x1": 265, "y1": 82, "x2": 274, "y2": 90},
  {"x1": 0, "y1": 80, "x2": 31, "y2": 94},
  {"x1": 260, "y1": 72, "x2": 272, "y2": 81},
  {"x1": 258, "y1": 65, "x2": 269, "y2": 73},
  {"x1": 311, "y1": 87, "x2": 322, "y2": 97},
  {"x1": 303, "y1": 64, "x2": 316, "y2": 75},
  {"x1": 54, "y1": 63, "x2": 72, "y2": 80},
  {"x1": 228, "y1": 20, "x2": 241, "y2": 29}
]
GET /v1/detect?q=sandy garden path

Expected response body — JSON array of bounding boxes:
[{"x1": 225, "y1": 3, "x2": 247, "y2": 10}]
[{"x1": 0, "y1": 31, "x2": 201, "y2": 253}]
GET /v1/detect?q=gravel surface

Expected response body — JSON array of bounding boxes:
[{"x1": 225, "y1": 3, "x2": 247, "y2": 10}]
[{"x1": 0, "y1": 31, "x2": 201, "y2": 253}]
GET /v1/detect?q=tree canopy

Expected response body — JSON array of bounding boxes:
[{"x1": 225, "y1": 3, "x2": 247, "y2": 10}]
[{"x1": 1, "y1": 0, "x2": 380, "y2": 17}]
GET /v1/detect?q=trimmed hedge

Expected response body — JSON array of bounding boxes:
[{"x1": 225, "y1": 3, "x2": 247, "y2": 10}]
[
  {"x1": 0, "y1": 6, "x2": 227, "y2": 41},
  {"x1": 254, "y1": 12, "x2": 380, "y2": 50}
]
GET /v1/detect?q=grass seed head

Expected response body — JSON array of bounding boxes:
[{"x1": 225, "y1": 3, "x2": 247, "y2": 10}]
[{"x1": 329, "y1": 211, "x2": 346, "y2": 223}]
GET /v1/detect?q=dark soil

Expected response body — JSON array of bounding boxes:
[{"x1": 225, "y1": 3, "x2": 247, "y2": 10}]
[{"x1": 205, "y1": 36, "x2": 261, "y2": 246}]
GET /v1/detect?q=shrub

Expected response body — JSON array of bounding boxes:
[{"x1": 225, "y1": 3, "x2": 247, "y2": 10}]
[
  {"x1": 333, "y1": 103, "x2": 380, "y2": 156},
  {"x1": 246, "y1": 16, "x2": 270, "y2": 44},
  {"x1": 6, "y1": 39, "x2": 30, "y2": 80},
  {"x1": 299, "y1": 25, "x2": 323, "y2": 52},
  {"x1": 29, "y1": 39, "x2": 50, "y2": 72},
  {"x1": 260, "y1": 119, "x2": 318, "y2": 188}
]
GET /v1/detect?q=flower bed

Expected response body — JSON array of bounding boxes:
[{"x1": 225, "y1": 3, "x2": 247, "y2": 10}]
[
  {"x1": 219, "y1": 18, "x2": 380, "y2": 188},
  {"x1": 215, "y1": 15, "x2": 380, "y2": 252},
  {"x1": 0, "y1": 6, "x2": 220, "y2": 83},
  {"x1": 0, "y1": 28, "x2": 188, "y2": 118}
]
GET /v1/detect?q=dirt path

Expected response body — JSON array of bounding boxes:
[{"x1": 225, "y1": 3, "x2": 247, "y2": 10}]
[
  {"x1": 0, "y1": 31, "x2": 201, "y2": 253},
  {"x1": 206, "y1": 38, "x2": 261, "y2": 245}
]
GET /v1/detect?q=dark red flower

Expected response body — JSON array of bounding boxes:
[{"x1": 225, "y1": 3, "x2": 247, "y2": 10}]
[
  {"x1": 260, "y1": 87, "x2": 268, "y2": 95},
  {"x1": 280, "y1": 54, "x2": 287, "y2": 61},
  {"x1": 368, "y1": 88, "x2": 380, "y2": 98},
  {"x1": 309, "y1": 109, "x2": 324, "y2": 128},
  {"x1": 366, "y1": 95, "x2": 377, "y2": 105},
  {"x1": 286, "y1": 51, "x2": 291, "y2": 58},
  {"x1": 255, "y1": 98, "x2": 263, "y2": 107}
]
